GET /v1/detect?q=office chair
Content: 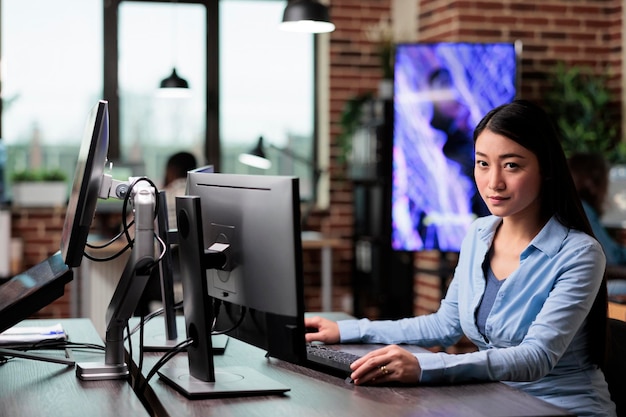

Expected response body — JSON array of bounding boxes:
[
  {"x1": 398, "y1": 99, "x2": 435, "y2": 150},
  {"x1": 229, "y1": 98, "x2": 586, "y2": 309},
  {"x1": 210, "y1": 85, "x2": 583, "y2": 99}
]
[{"x1": 605, "y1": 318, "x2": 626, "y2": 417}]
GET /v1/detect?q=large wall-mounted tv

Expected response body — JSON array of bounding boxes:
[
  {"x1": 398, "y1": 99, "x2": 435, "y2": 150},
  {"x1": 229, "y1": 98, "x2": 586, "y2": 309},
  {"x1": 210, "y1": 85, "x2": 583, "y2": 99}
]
[{"x1": 392, "y1": 42, "x2": 519, "y2": 253}]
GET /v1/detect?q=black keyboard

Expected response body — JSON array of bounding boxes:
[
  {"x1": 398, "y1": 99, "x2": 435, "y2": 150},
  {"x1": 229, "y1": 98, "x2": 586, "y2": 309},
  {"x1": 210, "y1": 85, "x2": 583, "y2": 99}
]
[{"x1": 306, "y1": 344, "x2": 361, "y2": 377}]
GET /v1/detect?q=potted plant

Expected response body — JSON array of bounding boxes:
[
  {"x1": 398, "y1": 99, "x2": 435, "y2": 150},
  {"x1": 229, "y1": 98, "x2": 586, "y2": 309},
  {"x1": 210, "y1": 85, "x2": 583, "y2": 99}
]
[
  {"x1": 337, "y1": 92, "x2": 374, "y2": 166},
  {"x1": 543, "y1": 62, "x2": 625, "y2": 163},
  {"x1": 11, "y1": 168, "x2": 68, "y2": 207}
]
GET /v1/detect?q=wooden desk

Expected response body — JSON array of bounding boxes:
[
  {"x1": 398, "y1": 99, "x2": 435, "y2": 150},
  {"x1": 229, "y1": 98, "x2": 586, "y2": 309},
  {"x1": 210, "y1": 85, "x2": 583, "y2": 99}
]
[
  {"x1": 0, "y1": 318, "x2": 148, "y2": 417},
  {"x1": 131, "y1": 319, "x2": 572, "y2": 417}
]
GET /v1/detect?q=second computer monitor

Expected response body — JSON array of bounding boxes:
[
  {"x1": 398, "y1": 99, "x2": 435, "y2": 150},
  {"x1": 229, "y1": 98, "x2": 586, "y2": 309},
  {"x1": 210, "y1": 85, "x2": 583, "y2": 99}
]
[{"x1": 185, "y1": 172, "x2": 306, "y2": 364}]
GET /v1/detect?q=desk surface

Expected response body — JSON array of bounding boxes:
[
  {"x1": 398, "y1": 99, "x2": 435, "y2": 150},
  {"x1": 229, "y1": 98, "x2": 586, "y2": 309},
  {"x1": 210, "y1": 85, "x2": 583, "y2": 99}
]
[
  {"x1": 0, "y1": 318, "x2": 148, "y2": 417},
  {"x1": 133, "y1": 318, "x2": 572, "y2": 417}
]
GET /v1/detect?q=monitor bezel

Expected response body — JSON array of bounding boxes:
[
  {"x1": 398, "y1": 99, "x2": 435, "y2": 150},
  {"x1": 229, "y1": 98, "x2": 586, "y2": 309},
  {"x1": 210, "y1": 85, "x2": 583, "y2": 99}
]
[{"x1": 60, "y1": 100, "x2": 109, "y2": 267}]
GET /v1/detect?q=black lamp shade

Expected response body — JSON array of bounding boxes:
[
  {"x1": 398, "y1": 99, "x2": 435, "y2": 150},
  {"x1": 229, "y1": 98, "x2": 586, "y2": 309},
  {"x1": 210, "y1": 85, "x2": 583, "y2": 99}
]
[
  {"x1": 160, "y1": 68, "x2": 189, "y2": 89},
  {"x1": 238, "y1": 136, "x2": 272, "y2": 170},
  {"x1": 280, "y1": 0, "x2": 335, "y2": 33}
]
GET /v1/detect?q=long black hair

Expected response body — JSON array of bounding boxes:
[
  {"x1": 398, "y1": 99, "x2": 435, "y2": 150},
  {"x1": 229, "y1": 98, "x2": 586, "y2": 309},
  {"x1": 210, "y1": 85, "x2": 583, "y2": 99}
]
[{"x1": 473, "y1": 99, "x2": 608, "y2": 367}]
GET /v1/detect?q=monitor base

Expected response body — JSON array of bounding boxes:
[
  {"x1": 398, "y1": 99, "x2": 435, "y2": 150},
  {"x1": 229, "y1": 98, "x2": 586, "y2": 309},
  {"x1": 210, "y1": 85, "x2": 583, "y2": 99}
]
[
  {"x1": 158, "y1": 366, "x2": 290, "y2": 399},
  {"x1": 76, "y1": 361, "x2": 129, "y2": 380}
]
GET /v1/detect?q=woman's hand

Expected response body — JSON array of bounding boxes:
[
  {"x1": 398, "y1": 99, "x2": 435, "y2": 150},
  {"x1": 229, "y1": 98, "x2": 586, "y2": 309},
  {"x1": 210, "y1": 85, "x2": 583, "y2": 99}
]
[
  {"x1": 349, "y1": 345, "x2": 421, "y2": 386},
  {"x1": 304, "y1": 316, "x2": 340, "y2": 344}
]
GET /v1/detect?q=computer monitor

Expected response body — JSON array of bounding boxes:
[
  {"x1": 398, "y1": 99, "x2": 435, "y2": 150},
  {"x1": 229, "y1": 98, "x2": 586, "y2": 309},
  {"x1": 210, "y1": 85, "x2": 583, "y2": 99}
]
[
  {"x1": 0, "y1": 100, "x2": 109, "y2": 335},
  {"x1": 157, "y1": 172, "x2": 303, "y2": 398},
  {"x1": 0, "y1": 100, "x2": 163, "y2": 378},
  {"x1": 61, "y1": 100, "x2": 110, "y2": 268},
  {"x1": 0, "y1": 253, "x2": 72, "y2": 335}
]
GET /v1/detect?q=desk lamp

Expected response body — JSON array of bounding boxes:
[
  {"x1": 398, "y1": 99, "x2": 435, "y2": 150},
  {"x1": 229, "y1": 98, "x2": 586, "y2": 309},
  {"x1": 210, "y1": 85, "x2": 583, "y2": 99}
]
[{"x1": 238, "y1": 136, "x2": 322, "y2": 227}]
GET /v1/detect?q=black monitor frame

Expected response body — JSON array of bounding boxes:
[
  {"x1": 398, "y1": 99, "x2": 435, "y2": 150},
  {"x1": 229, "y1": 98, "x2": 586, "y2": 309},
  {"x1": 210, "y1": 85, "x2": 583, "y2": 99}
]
[
  {"x1": 61, "y1": 100, "x2": 110, "y2": 268},
  {"x1": 157, "y1": 173, "x2": 304, "y2": 398}
]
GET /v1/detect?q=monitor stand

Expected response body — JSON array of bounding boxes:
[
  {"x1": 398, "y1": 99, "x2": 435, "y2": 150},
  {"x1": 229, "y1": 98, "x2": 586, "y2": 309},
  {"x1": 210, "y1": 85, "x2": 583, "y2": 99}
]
[
  {"x1": 157, "y1": 366, "x2": 290, "y2": 399},
  {"x1": 77, "y1": 183, "x2": 156, "y2": 381},
  {"x1": 142, "y1": 192, "x2": 229, "y2": 354},
  {"x1": 140, "y1": 191, "x2": 182, "y2": 351},
  {"x1": 157, "y1": 195, "x2": 289, "y2": 398}
]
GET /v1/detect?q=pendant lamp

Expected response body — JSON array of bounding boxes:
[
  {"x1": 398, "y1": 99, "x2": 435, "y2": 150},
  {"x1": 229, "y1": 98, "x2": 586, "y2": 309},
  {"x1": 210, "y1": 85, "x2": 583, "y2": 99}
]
[
  {"x1": 160, "y1": 68, "x2": 189, "y2": 89},
  {"x1": 157, "y1": 67, "x2": 191, "y2": 98},
  {"x1": 280, "y1": 0, "x2": 335, "y2": 34},
  {"x1": 157, "y1": 1, "x2": 191, "y2": 98}
]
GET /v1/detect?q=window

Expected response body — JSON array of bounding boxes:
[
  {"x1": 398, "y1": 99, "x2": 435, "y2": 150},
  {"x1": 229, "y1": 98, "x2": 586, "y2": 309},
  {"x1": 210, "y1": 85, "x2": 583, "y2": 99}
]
[
  {"x1": 219, "y1": 0, "x2": 316, "y2": 200},
  {"x1": 117, "y1": 1, "x2": 206, "y2": 184},
  {"x1": 1, "y1": 0, "x2": 316, "y2": 201},
  {"x1": 1, "y1": 0, "x2": 102, "y2": 194}
]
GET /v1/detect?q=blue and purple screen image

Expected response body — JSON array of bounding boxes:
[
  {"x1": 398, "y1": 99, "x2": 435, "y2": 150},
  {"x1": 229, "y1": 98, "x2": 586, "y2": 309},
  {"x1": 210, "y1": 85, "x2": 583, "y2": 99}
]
[{"x1": 392, "y1": 42, "x2": 517, "y2": 252}]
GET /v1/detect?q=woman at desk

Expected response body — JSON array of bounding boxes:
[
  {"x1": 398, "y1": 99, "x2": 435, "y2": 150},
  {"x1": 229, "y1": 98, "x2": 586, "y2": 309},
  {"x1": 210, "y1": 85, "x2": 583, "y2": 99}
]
[{"x1": 306, "y1": 100, "x2": 616, "y2": 416}]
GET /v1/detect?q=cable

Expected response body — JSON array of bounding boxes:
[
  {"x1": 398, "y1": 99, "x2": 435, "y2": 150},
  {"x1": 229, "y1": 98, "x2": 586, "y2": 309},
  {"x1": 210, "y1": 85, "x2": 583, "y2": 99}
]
[
  {"x1": 126, "y1": 301, "x2": 184, "y2": 340},
  {"x1": 126, "y1": 321, "x2": 133, "y2": 371},
  {"x1": 127, "y1": 309, "x2": 163, "y2": 339},
  {"x1": 85, "y1": 220, "x2": 135, "y2": 250},
  {"x1": 0, "y1": 340, "x2": 106, "y2": 367},
  {"x1": 137, "y1": 337, "x2": 193, "y2": 394},
  {"x1": 154, "y1": 232, "x2": 167, "y2": 263},
  {"x1": 0, "y1": 339, "x2": 105, "y2": 352},
  {"x1": 83, "y1": 241, "x2": 133, "y2": 262},
  {"x1": 121, "y1": 177, "x2": 161, "y2": 244},
  {"x1": 212, "y1": 303, "x2": 248, "y2": 336}
]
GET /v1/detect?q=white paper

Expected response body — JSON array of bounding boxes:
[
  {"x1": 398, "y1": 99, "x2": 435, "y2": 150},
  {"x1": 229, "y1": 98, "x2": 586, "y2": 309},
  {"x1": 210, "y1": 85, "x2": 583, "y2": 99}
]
[{"x1": 0, "y1": 323, "x2": 67, "y2": 344}]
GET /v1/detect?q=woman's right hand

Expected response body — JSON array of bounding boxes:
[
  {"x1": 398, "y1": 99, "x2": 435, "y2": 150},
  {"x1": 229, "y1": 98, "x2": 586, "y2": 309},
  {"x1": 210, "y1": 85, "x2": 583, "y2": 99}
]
[{"x1": 304, "y1": 316, "x2": 340, "y2": 344}]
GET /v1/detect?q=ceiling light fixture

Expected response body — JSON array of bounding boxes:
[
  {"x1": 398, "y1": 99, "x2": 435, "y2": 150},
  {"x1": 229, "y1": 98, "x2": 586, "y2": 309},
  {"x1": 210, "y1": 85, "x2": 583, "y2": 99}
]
[
  {"x1": 279, "y1": 0, "x2": 335, "y2": 34},
  {"x1": 157, "y1": 1, "x2": 190, "y2": 98}
]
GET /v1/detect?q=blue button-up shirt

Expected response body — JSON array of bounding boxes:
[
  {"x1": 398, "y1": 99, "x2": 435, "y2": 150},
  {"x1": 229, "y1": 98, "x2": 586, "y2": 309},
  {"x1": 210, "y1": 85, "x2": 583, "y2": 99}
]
[{"x1": 339, "y1": 215, "x2": 616, "y2": 416}]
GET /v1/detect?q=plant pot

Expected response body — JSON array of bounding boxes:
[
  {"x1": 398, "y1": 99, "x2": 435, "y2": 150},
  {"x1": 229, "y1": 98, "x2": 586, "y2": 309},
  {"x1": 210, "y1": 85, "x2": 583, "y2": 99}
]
[{"x1": 12, "y1": 181, "x2": 67, "y2": 207}]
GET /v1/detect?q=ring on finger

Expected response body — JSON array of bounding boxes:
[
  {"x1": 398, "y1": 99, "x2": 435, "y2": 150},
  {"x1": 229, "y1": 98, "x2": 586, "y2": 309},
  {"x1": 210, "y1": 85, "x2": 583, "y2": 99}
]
[{"x1": 379, "y1": 365, "x2": 389, "y2": 376}]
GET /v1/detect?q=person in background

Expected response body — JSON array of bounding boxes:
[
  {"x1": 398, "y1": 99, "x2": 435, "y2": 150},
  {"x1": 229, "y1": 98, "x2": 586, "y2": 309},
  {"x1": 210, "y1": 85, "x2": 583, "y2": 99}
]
[
  {"x1": 163, "y1": 151, "x2": 197, "y2": 227},
  {"x1": 305, "y1": 100, "x2": 615, "y2": 416},
  {"x1": 568, "y1": 151, "x2": 626, "y2": 296}
]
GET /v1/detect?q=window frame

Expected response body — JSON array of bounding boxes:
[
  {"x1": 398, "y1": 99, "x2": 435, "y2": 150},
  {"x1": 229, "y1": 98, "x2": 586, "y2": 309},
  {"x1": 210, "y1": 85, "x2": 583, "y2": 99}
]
[
  {"x1": 104, "y1": 0, "x2": 320, "y2": 197},
  {"x1": 104, "y1": 0, "x2": 218, "y2": 169}
]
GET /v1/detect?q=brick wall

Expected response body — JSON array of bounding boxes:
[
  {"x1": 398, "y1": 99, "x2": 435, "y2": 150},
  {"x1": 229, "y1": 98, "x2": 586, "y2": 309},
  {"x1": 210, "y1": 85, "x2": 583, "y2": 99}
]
[
  {"x1": 308, "y1": 0, "x2": 624, "y2": 317},
  {"x1": 305, "y1": 0, "x2": 395, "y2": 312},
  {"x1": 10, "y1": 207, "x2": 71, "y2": 319}
]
